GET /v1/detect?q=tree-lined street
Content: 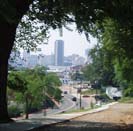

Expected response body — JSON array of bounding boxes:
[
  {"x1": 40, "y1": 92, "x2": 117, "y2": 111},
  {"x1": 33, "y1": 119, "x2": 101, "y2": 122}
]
[{"x1": 13, "y1": 85, "x2": 92, "y2": 120}]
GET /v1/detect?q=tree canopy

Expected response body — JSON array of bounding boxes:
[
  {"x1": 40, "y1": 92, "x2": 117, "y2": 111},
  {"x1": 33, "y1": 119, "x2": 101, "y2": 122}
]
[{"x1": 82, "y1": 17, "x2": 133, "y2": 97}]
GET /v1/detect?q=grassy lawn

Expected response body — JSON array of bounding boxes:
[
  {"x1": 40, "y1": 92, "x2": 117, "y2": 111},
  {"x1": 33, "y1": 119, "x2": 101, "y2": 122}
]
[
  {"x1": 81, "y1": 89, "x2": 101, "y2": 95},
  {"x1": 119, "y1": 97, "x2": 133, "y2": 103},
  {"x1": 61, "y1": 104, "x2": 102, "y2": 114}
]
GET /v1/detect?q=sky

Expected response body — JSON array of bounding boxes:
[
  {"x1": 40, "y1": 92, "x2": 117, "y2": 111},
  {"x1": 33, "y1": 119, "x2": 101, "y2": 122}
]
[{"x1": 34, "y1": 24, "x2": 97, "y2": 58}]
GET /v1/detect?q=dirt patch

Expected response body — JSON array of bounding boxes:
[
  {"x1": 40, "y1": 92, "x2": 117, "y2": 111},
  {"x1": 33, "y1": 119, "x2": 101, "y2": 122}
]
[
  {"x1": 73, "y1": 103, "x2": 133, "y2": 125},
  {"x1": 43, "y1": 103, "x2": 133, "y2": 131}
]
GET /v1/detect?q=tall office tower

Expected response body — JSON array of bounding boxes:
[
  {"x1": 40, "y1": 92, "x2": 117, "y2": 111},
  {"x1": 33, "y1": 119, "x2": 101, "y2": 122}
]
[{"x1": 54, "y1": 40, "x2": 64, "y2": 66}]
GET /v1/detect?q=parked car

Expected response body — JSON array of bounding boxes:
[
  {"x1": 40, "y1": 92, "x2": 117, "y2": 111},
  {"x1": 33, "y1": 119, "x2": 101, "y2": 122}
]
[
  {"x1": 64, "y1": 91, "x2": 68, "y2": 94},
  {"x1": 72, "y1": 97, "x2": 77, "y2": 101}
]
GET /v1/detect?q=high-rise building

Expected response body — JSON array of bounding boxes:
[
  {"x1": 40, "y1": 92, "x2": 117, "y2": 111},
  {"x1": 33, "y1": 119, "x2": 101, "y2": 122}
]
[{"x1": 54, "y1": 40, "x2": 64, "y2": 66}]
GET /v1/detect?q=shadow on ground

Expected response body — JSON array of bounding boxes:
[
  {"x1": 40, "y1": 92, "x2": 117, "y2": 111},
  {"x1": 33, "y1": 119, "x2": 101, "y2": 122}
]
[
  {"x1": 0, "y1": 118, "x2": 133, "y2": 131},
  {"x1": 29, "y1": 119, "x2": 133, "y2": 131},
  {"x1": 0, "y1": 118, "x2": 68, "y2": 131}
]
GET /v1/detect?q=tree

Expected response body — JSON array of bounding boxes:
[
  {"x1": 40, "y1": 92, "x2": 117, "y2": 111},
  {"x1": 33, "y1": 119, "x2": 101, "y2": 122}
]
[
  {"x1": 83, "y1": 17, "x2": 133, "y2": 96},
  {"x1": 99, "y1": 18, "x2": 133, "y2": 95},
  {"x1": 7, "y1": 67, "x2": 62, "y2": 119},
  {"x1": 7, "y1": 71, "x2": 29, "y2": 119},
  {"x1": 0, "y1": 0, "x2": 33, "y2": 122},
  {"x1": 45, "y1": 73, "x2": 62, "y2": 101},
  {"x1": 71, "y1": 70, "x2": 84, "y2": 82},
  {"x1": 82, "y1": 44, "x2": 115, "y2": 86},
  {"x1": 7, "y1": 66, "x2": 47, "y2": 119},
  {"x1": 15, "y1": 16, "x2": 49, "y2": 51},
  {"x1": 0, "y1": 0, "x2": 132, "y2": 122}
]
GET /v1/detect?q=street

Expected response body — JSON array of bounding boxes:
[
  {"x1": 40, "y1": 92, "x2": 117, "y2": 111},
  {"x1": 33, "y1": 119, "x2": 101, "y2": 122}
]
[
  {"x1": 25, "y1": 93, "x2": 76, "y2": 119},
  {"x1": 13, "y1": 85, "x2": 95, "y2": 120}
]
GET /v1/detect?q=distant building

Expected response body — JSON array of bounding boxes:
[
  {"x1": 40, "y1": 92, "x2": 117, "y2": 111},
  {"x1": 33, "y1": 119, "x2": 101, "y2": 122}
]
[
  {"x1": 70, "y1": 65, "x2": 83, "y2": 72},
  {"x1": 9, "y1": 50, "x2": 23, "y2": 69},
  {"x1": 54, "y1": 40, "x2": 64, "y2": 66},
  {"x1": 28, "y1": 55, "x2": 38, "y2": 68},
  {"x1": 64, "y1": 54, "x2": 85, "y2": 66},
  {"x1": 41, "y1": 54, "x2": 54, "y2": 66},
  {"x1": 47, "y1": 65, "x2": 71, "y2": 85}
]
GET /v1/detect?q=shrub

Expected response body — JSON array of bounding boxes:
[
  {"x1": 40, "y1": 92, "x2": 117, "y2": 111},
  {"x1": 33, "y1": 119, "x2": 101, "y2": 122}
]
[{"x1": 8, "y1": 106, "x2": 22, "y2": 118}]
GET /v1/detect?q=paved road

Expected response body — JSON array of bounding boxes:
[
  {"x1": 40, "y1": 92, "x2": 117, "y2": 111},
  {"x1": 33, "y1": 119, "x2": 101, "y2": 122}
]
[
  {"x1": 61, "y1": 85, "x2": 95, "y2": 109},
  {"x1": 13, "y1": 86, "x2": 92, "y2": 121},
  {"x1": 26, "y1": 92, "x2": 90, "y2": 119},
  {"x1": 65, "y1": 93, "x2": 90, "y2": 110},
  {"x1": 28, "y1": 94, "x2": 76, "y2": 119},
  {"x1": 46, "y1": 94, "x2": 76, "y2": 115}
]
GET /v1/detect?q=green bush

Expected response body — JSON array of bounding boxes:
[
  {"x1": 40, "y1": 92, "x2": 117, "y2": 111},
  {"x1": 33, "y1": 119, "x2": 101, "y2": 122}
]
[
  {"x1": 8, "y1": 106, "x2": 22, "y2": 118},
  {"x1": 100, "y1": 93, "x2": 110, "y2": 101},
  {"x1": 119, "y1": 97, "x2": 133, "y2": 103},
  {"x1": 124, "y1": 86, "x2": 133, "y2": 97}
]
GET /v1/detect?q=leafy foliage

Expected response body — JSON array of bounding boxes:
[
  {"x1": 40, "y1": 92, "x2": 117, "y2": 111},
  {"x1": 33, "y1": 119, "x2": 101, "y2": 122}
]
[
  {"x1": 15, "y1": 16, "x2": 49, "y2": 51},
  {"x1": 82, "y1": 44, "x2": 115, "y2": 86},
  {"x1": 71, "y1": 71, "x2": 84, "y2": 81},
  {"x1": 45, "y1": 72, "x2": 62, "y2": 101},
  {"x1": 7, "y1": 66, "x2": 62, "y2": 117},
  {"x1": 8, "y1": 71, "x2": 27, "y2": 93},
  {"x1": 82, "y1": 18, "x2": 133, "y2": 97}
]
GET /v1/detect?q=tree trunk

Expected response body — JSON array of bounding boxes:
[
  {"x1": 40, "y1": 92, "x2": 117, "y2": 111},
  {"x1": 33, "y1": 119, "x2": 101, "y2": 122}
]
[
  {"x1": 25, "y1": 94, "x2": 29, "y2": 119},
  {"x1": 0, "y1": 23, "x2": 17, "y2": 123},
  {"x1": 0, "y1": 0, "x2": 33, "y2": 123},
  {"x1": 0, "y1": 60, "x2": 10, "y2": 122}
]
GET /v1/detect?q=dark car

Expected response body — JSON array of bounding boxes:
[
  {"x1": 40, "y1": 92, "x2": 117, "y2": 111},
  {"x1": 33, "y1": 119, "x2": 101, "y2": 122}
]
[
  {"x1": 72, "y1": 97, "x2": 77, "y2": 101},
  {"x1": 64, "y1": 91, "x2": 68, "y2": 94}
]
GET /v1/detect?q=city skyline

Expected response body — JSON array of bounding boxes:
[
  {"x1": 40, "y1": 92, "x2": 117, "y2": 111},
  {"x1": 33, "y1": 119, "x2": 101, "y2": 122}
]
[{"x1": 35, "y1": 24, "x2": 97, "y2": 58}]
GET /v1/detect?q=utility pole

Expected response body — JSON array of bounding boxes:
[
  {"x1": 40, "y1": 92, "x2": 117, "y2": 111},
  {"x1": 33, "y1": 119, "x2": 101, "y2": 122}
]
[
  {"x1": 79, "y1": 91, "x2": 81, "y2": 109},
  {"x1": 77, "y1": 88, "x2": 81, "y2": 109}
]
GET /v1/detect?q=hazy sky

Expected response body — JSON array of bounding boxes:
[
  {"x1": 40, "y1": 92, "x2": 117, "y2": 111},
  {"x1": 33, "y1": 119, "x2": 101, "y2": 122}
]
[{"x1": 36, "y1": 25, "x2": 97, "y2": 58}]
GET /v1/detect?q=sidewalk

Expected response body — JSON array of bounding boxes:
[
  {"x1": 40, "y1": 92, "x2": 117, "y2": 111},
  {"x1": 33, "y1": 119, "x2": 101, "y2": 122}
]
[
  {"x1": 46, "y1": 102, "x2": 118, "y2": 120},
  {"x1": 0, "y1": 102, "x2": 117, "y2": 131}
]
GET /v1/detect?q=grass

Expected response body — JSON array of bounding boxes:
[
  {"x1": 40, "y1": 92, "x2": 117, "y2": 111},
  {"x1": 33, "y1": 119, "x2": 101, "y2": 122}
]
[
  {"x1": 119, "y1": 97, "x2": 133, "y2": 103},
  {"x1": 61, "y1": 104, "x2": 102, "y2": 114},
  {"x1": 65, "y1": 108, "x2": 91, "y2": 113},
  {"x1": 81, "y1": 89, "x2": 101, "y2": 95}
]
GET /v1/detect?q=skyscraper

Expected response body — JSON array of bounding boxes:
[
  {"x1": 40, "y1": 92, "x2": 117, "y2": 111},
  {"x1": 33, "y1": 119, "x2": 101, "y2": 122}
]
[{"x1": 54, "y1": 40, "x2": 64, "y2": 66}]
